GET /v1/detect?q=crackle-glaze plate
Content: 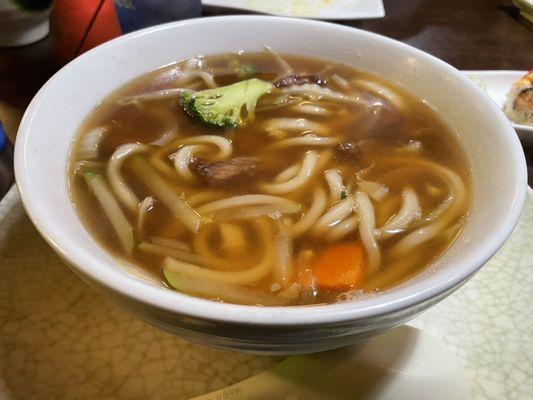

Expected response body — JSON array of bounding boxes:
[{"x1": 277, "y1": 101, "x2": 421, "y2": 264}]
[
  {"x1": 0, "y1": 186, "x2": 532, "y2": 399},
  {"x1": 202, "y1": 0, "x2": 385, "y2": 19}
]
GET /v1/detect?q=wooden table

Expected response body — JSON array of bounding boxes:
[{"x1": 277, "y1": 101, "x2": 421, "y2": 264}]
[{"x1": 1, "y1": 0, "x2": 532, "y2": 182}]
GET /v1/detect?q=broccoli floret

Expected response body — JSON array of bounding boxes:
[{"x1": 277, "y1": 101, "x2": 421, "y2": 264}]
[{"x1": 181, "y1": 78, "x2": 273, "y2": 128}]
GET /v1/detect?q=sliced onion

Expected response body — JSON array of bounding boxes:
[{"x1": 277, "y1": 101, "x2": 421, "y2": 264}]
[
  {"x1": 77, "y1": 127, "x2": 107, "y2": 160},
  {"x1": 117, "y1": 88, "x2": 186, "y2": 104},
  {"x1": 330, "y1": 74, "x2": 350, "y2": 90},
  {"x1": 264, "y1": 45, "x2": 293, "y2": 75}
]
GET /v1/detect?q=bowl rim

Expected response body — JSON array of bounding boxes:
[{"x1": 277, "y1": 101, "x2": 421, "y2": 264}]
[{"x1": 15, "y1": 15, "x2": 528, "y2": 326}]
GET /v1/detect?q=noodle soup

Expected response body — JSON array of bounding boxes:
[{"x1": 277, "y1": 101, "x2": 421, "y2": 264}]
[{"x1": 69, "y1": 51, "x2": 470, "y2": 306}]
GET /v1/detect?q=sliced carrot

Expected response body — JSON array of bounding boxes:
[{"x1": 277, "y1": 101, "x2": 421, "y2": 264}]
[{"x1": 312, "y1": 242, "x2": 366, "y2": 289}]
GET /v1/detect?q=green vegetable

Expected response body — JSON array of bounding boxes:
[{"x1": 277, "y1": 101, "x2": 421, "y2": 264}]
[
  {"x1": 240, "y1": 64, "x2": 259, "y2": 78},
  {"x1": 228, "y1": 59, "x2": 259, "y2": 78},
  {"x1": 83, "y1": 170, "x2": 100, "y2": 179},
  {"x1": 340, "y1": 190, "x2": 348, "y2": 200},
  {"x1": 181, "y1": 78, "x2": 273, "y2": 128}
]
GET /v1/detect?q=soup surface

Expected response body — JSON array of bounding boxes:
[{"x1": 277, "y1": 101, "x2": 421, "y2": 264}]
[{"x1": 69, "y1": 51, "x2": 470, "y2": 306}]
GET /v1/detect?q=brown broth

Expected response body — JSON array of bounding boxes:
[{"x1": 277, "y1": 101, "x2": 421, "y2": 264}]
[{"x1": 69, "y1": 52, "x2": 471, "y2": 306}]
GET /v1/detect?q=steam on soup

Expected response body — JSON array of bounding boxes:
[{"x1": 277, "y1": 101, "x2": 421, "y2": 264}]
[{"x1": 69, "y1": 50, "x2": 470, "y2": 306}]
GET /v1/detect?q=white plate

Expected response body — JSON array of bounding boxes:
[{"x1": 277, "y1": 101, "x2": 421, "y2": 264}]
[
  {"x1": 0, "y1": 186, "x2": 532, "y2": 399},
  {"x1": 202, "y1": 0, "x2": 385, "y2": 19},
  {"x1": 462, "y1": 70, "x2": 532, "y2": 143}
]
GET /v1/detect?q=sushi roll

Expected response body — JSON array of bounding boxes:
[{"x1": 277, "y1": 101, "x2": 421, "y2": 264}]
[{"x1": 504, "y1": 70, "x2": 533, "y2": 125}]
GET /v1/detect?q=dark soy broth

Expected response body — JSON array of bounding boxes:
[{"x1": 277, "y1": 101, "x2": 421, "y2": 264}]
[{"x1": 69, "y1": 52, "x2": 470, "y2": 305}]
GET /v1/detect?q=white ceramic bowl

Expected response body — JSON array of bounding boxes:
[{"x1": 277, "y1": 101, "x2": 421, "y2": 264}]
[{"x1": 15, "y1": 16, "x2": 527, "y2": 355}]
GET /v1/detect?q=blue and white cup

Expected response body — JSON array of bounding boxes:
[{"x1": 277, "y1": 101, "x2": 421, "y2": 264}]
[{"x1": 113, "y1": 0, "x2": 202, "y2": 34}]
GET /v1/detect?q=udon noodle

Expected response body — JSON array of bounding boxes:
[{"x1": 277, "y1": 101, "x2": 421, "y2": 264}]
[{"x1": 69, "y1": 51, "x2": 470, "y2": 306}]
